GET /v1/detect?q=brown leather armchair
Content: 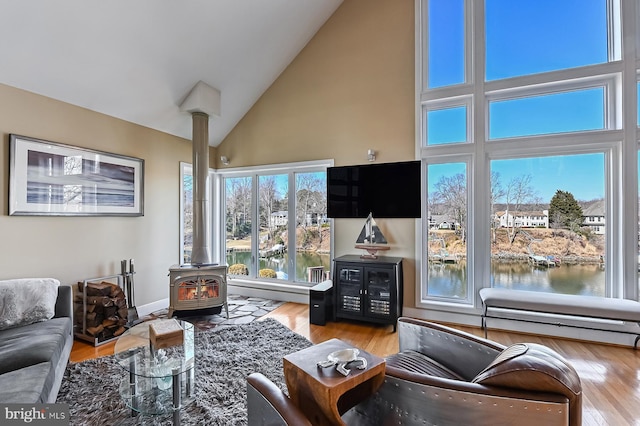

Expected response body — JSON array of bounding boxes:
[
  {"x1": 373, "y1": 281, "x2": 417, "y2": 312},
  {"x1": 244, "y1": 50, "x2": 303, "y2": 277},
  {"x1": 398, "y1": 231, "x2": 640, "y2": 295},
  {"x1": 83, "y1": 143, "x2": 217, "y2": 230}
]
[
  {"x1": 247, "y1": 372, "x2": 311, "y2": 426},
  {"x1": 343, "y1": 317, "x2": 582, "y2": 426},
  {"x1": 247, "y1": 317, "x2": 582, "y2": 426}
]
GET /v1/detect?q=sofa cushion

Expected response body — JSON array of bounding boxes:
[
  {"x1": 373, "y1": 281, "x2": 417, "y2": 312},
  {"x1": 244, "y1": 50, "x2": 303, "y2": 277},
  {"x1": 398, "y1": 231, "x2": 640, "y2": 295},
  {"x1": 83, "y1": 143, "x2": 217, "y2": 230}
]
[
  {"x1": 0, "y1": 278, "x2": 59, "y2": 330},
  {"x1": 0, "y1": 362, "x2": 55, "y2": 403},
  {"x1": 0, "y1": 317, "x2": 72, "y2": 375},
  {"x1": 472, "y1": 343, "x2": 582, "y2": 396},
  {"x1": 386, "y1": 350, "x2": 464, "y2": 380}
]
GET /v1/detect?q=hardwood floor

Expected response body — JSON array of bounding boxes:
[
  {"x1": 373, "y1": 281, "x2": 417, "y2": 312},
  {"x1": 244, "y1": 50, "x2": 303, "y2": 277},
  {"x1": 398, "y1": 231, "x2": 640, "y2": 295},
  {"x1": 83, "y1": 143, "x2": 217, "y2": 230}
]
[{"x1": 70, "y1": 302, "x2": 640, "y2": 425}]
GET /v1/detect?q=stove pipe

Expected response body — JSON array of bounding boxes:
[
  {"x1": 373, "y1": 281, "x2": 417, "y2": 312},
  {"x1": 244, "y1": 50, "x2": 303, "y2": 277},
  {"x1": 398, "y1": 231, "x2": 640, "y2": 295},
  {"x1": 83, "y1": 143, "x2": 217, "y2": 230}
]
[
  {"x1": 190, "y1": 111, "x2": 211, "y2": 265},
  {"x1": 179, "y1": 81, "x2": 220, "y2": 266}
]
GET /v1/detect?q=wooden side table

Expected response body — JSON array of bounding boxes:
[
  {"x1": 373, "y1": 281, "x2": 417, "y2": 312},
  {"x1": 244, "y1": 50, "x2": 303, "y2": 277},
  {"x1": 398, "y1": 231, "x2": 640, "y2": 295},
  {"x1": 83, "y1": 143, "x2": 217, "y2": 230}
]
[{"x1": 283, "y1": 338, "x2": 385, "y2": 426}]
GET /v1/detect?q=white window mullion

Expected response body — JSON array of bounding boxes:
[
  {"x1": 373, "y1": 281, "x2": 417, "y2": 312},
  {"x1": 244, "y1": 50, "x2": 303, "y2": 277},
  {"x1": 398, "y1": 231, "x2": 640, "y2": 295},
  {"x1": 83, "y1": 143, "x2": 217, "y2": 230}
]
[
  {"x1": 609, "y1": 0, "x2": 622, "y2": 61},
  {"x1": 472, "y1": 0, "x2": 489, "y2": 309},
  {"x1": 621, "y1": 0, "x2": 638, "y2": 299},
  {"x1": 287, "y1": 172, "x2": 296, "y2": 281},
  {"x1": 420, "y1": 0, "x2": 429, "y2": 93},
  {"x1": 250, "y1": 173, "x2": 259, "y2": 278}
]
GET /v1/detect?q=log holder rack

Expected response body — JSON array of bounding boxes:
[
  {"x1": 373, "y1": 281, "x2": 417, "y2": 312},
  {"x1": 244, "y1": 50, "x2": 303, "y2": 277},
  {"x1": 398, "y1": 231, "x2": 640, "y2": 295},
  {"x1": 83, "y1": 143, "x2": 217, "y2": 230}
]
[{"x1": 74, "y1": 271, "x2": 133, "y2": 346}]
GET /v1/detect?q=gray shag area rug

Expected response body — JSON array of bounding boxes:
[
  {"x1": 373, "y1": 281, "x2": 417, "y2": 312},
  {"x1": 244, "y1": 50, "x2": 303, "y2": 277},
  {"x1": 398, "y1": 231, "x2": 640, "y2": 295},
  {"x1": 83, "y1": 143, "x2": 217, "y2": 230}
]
[{"x1": 58, "y1": 318, "x2": 313, "y2": 425}]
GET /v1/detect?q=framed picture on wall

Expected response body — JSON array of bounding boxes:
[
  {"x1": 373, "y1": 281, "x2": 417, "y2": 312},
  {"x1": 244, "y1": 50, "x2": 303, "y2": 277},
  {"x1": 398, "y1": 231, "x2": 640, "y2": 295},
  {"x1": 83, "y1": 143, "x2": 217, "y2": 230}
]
[{"x1": 9, "y1": 134, "x2": 144, "y2": 216}]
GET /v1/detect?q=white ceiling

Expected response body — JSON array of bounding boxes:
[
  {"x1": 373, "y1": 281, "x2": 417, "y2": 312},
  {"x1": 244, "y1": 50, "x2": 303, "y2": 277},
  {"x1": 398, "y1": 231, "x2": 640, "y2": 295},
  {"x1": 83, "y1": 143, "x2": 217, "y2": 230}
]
[{"x1": 0, "y1": 0, "x2": 343, "y2": 146}]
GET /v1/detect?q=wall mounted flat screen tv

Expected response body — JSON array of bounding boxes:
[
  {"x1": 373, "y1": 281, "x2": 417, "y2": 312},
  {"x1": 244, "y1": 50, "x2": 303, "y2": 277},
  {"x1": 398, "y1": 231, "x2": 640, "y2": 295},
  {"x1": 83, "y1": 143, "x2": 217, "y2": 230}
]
[{"x1": 327, "y1": 160, "x2": 421, "y2": 218}]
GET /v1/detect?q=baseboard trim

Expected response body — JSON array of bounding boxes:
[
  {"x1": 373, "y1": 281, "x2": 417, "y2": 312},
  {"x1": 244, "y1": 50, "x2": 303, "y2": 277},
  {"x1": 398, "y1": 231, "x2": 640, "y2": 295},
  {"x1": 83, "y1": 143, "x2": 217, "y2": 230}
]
[
  {"x1": 228, "y1": 284, "x2": 308, "y2": 304},
  {"x1": 137, "y1": 298, "x2": 168, "y2": 317}
]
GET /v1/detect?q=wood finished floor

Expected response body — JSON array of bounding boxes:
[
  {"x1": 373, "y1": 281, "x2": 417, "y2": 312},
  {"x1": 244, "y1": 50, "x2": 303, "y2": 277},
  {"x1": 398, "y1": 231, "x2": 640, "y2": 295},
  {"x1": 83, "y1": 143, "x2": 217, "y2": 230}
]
[{"x1": 71, "y1": 302, "x2": 640, "y2": 425}]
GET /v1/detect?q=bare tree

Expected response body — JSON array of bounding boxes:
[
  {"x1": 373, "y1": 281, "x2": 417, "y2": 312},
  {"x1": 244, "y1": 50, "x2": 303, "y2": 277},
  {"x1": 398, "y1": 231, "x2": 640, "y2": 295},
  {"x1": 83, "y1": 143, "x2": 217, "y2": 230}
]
[
  {"x1": 225, "y1": 177, "x2": 252, "y2": 239},
  {"x1": 259, "y1": 175, "x2": 279, "y2": 244},
  {"x1": 502, "y1": 174, "x2": 539, "y2": 244},
  {"x1": 490, "y1": 171, "x2": 506, "y2": 244},
  {"x1": 183, "y1": 173, "x2": 193, "y2": 261},
  {"x1": 296, "y1": 173, "x2": 326, "y2": 244},
  {"x1": 432, "y1": 173, "x2": 467, "y2": 242}
]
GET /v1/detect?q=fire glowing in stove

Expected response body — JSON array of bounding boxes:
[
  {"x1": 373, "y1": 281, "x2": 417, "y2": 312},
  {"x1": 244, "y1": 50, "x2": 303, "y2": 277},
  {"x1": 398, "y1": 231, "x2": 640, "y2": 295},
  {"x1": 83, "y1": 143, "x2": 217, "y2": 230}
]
[{"x1": 178, "y1": 278, "x2": 220, "y2": 301}]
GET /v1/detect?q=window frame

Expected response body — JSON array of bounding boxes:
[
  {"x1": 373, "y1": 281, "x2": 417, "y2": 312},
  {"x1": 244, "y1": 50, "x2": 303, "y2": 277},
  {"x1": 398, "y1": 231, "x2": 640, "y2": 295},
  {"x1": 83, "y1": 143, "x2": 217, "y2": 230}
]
[
  {"x1": 416, "y1": 0, "x2": 638, "y2": 320},
  {"x1": 215, "y1": 159, "x2": 333, "y2": 287},
  {"x1": 423, "y1": 156, "x2": 473, "y2": 304}
]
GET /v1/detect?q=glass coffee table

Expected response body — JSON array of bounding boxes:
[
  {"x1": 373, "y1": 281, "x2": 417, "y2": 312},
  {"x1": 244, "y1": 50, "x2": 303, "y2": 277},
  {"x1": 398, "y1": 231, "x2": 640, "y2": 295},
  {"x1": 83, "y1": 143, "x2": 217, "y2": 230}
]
[{"x1": 114, "y1": 319, "x2": 195, "y2": 425}]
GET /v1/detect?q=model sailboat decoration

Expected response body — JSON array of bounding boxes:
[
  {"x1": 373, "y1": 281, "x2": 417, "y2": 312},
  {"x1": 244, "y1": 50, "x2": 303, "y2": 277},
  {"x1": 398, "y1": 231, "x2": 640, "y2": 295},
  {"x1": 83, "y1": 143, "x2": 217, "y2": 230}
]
[{"x1": 355, "y1": 213, "x2": 390, "y2": 258}]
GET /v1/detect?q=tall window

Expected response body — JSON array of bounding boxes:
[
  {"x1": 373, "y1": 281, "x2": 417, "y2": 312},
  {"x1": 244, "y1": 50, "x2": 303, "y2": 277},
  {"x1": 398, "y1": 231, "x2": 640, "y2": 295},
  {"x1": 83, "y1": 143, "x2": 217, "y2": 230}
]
[
  {"x1": 295, "y1": 172, "x2": 330, "y2": 282},
  {"x1": 221, "y1": 161, "x2": 332, "y2": 286},
  {"x1": 180, "y1": 164, "x2": 193, "y2": 264},
  {"x1": 426, "y1": 162, "x2": 468, "y2": 300},
  {"x1": 225, "y1": 176, "x2": 252, "y2": 275},
  {"x1": 419, "y1": 0, "x2": 636, "y2": 307}
]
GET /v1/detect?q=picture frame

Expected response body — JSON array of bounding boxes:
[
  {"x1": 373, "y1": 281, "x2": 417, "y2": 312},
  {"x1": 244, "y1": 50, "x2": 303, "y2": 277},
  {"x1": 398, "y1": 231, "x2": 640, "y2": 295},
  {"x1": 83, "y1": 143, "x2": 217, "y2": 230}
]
[{"x1": 9, "y1": 134, "x2": 144, "y2": 216}]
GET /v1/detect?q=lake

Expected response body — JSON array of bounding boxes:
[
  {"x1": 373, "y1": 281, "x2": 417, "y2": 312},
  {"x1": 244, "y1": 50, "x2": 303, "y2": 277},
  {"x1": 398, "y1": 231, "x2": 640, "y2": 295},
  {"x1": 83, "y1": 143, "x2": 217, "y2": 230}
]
[
  {"x1": 427, "y1": 261, "x2": 605, "y2": 298},
  {"x1": 227, "y1": 251, "x2": 608, "y2": 297},
  {"x1": 227, "y1": 251, "x2": 331, "y2": 282}
]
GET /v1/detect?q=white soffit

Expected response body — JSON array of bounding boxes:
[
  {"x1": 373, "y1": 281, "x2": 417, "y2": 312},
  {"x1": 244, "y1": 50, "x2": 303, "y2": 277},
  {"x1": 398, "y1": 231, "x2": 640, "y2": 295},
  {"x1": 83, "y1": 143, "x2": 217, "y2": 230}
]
[{"x1": 180, "y1": 81, "x2": 221, "y2": 117}]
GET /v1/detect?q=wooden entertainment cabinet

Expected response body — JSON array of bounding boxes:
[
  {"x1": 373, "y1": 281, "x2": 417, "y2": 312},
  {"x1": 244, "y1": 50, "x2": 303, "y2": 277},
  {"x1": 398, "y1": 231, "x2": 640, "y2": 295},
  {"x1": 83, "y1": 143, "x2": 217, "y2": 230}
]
[{"x1": 332, "y1": 255, "x2": 403, "y2": 332}]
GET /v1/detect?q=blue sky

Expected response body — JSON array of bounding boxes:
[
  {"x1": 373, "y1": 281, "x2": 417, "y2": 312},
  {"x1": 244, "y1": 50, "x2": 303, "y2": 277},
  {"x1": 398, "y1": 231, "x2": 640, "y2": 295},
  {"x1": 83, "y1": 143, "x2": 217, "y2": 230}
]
[
  {"x1": 427, "y1": 0, "x2": 608, "y2": 202},
  {"x1": 428, "y1": 154, "x2": 605, "y2": 204}
]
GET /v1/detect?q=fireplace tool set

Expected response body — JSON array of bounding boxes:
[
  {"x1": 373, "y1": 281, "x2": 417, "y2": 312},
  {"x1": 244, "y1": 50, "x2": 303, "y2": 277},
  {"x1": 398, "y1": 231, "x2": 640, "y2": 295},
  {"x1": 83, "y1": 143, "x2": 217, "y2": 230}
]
[{"x1": 121, "y1": 259, "x2": 141, "y2": 326}]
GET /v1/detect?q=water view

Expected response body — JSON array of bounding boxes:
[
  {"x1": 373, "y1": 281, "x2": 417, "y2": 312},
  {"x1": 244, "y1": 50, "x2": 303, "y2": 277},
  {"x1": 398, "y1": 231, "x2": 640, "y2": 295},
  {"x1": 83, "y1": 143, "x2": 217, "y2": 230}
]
[
  {"x1": 427, "y1": 261, "x2": 605, "y2": 299},
  {"x1": 227, "y1": 250, "x2": 331, "y2": 283}
]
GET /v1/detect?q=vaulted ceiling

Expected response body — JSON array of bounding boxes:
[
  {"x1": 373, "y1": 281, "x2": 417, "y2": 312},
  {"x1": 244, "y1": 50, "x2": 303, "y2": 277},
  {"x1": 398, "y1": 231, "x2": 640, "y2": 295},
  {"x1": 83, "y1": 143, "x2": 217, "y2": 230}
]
[{"x1": 0, "y1": 0, "x2": 343, "y2": 146}]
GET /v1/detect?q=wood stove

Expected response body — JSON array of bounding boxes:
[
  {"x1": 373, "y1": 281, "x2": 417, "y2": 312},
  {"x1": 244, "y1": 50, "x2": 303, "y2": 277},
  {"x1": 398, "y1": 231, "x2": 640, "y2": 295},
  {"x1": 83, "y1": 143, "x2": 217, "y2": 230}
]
[
  {"x1": 168, "y1": 264, "x2": 228, "y2": 318},
  {"x1": 171, "y1": 84, "x2": 228, "y2": 318}
]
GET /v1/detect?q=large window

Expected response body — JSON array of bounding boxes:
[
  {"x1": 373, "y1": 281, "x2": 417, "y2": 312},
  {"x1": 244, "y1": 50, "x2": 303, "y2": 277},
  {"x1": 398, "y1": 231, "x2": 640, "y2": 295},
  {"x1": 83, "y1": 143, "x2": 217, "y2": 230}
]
[
  {"x1": 220, "y1": 161, "x2": 332, "y2": 286},
  {"x1": 426, "y1": 162, "x2": 468, "y2": 300},
  {"x1": 491, "y1": 154, "x2": 606, "y2": 297},
  {"x1": 419, "y1": 0, "x2": 636, "y2": 309}
]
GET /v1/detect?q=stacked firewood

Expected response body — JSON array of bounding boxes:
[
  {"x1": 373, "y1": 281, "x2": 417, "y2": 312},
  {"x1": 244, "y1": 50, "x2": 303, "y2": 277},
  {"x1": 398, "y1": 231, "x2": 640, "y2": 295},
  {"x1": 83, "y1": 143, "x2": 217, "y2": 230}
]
[{"x1": 75, "y1": 281, "x2": 128, "y2": 341}]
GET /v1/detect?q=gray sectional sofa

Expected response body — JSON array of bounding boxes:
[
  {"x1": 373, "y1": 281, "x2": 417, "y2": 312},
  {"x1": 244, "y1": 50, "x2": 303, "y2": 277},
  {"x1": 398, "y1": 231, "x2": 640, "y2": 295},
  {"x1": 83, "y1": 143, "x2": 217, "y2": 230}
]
[{"x1": 0, "y1": 281, "x2": 73, "y2": 403}]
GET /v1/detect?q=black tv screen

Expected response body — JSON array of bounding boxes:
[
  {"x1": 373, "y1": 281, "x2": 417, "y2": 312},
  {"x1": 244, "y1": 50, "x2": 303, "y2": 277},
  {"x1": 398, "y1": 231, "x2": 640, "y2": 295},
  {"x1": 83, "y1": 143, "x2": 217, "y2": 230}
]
[{"x1": 327, "y1": 160, "x2": 421, "y2": 218}]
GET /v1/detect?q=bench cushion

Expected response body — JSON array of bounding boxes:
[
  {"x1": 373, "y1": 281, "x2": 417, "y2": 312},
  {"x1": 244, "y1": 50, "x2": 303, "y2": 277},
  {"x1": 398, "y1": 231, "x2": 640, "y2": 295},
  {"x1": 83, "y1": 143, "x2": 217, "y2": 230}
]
[{"x1": 479, "y1": 288, "x2": 640, "y2": 323}]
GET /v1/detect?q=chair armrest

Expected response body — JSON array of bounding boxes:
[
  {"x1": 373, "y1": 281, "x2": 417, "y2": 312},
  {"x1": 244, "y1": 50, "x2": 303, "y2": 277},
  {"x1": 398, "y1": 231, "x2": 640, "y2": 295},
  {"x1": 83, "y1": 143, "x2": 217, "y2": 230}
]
[
  {"x1": 344, "y1": 372, "x2": 573, "y2": 426},
  {"x1": 397, "y1": 317, "x2": 504, "y2": 380},
  {"x1": 54, "y1": 285, "x2": 73, "y2": 320},
  {"x1": 247, "y1": 373, "x2": 312, "y2": 426}
]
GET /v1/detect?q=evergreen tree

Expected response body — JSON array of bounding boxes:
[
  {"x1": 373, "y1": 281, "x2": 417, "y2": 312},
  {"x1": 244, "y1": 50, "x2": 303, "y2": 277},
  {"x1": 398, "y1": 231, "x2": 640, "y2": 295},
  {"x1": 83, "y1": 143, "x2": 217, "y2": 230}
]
[{"x1": 548, "y1": 190, "x2": 583, "y2": 229}]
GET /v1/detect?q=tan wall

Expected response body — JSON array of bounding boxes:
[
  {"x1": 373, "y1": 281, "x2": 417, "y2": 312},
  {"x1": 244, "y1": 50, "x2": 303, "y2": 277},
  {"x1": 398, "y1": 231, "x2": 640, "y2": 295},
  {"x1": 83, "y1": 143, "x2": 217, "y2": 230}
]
[
  {"x1": 0, "y1": 83, "x2": 193, "y2": 306},
  {"x1": 218, "y1": 0, "x2": 418, "y2": 305}
]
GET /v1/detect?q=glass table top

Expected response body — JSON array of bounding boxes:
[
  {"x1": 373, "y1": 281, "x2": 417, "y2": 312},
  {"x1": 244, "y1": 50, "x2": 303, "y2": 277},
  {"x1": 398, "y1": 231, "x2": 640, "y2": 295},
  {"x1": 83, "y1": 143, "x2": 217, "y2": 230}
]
[{"x1": 114, "y1": 319, "x2": 195, "y2": 378}]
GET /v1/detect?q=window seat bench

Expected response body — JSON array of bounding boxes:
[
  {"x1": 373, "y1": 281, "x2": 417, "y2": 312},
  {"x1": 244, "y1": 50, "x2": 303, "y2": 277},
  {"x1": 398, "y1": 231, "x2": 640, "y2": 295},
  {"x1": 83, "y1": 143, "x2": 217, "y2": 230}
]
[{"x1": 479, "y1": 288, "x2": 640, "y2": 348}]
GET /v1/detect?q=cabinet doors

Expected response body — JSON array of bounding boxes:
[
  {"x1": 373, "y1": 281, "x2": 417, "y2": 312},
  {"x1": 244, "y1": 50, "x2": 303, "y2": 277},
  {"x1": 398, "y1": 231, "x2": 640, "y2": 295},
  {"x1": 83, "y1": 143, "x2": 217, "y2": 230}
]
[
  {"x1": 364, "y1": 267, "x2": 395, "y2": 319},
  {"x1": 336, "y1": 265, "x2": 363, "y2": 316}
]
